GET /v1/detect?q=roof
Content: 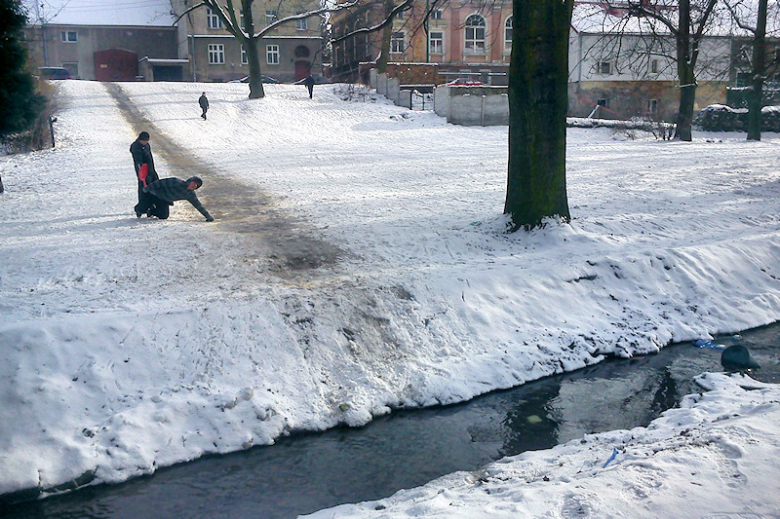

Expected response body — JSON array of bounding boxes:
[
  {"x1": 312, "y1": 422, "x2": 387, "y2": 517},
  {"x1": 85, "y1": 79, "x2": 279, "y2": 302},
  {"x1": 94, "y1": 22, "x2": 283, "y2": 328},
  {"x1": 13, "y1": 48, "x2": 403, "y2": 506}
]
[
  {"x1": 572, "y1": 0, "x2": 780, "y2": 37},
  {"x1": 23, "y1": 0, "x2": 177, "y2": 27}
]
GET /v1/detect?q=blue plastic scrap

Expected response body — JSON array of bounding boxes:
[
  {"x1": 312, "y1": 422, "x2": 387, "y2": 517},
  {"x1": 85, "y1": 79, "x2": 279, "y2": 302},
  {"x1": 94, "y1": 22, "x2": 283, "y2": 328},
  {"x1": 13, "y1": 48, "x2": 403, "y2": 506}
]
[
  {"x1": 603, "y1": 447, "x2": 619, "y2": 468},
  {"x1": 693, "y1": 339, "x2": 718, "y2": 349}
]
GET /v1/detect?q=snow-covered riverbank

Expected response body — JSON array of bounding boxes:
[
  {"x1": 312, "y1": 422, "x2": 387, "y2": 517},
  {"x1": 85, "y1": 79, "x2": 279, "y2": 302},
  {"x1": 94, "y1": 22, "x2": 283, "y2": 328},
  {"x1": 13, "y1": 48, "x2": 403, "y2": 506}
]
[{"x1": 1, "y1": 81, "x2": 779, "y2": 514}]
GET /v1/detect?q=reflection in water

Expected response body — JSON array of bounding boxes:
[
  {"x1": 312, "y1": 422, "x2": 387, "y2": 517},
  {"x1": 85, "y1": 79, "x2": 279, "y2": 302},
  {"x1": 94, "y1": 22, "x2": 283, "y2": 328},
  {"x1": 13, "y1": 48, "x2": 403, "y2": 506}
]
[
  {"x1": 500, "y1": 379, "x2": 562, "y2": 457},
  {"x1": 2, "y1": 325, "x2": 778, "y2": 519},
  {"x1": 652, "y1": 367, "x2": 679, "y2": 417}
]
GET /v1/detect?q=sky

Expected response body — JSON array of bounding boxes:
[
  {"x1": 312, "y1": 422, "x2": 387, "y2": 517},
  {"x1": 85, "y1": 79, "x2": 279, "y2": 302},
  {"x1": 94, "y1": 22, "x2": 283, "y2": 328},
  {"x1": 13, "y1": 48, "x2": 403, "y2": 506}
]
[
  {"x1": 22, "y1": 0, "x2": 177, "y2": 26},
  {"x1": 0, "y1": 80, "x2": 779, "y2": 516}
]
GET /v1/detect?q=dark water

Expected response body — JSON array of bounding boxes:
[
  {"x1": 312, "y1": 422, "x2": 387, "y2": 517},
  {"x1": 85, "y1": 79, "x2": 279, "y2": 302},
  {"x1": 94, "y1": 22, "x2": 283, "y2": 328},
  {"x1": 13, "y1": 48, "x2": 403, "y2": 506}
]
[{"x1": 3, "y1": 324, "x2": 779, "y2": 519}]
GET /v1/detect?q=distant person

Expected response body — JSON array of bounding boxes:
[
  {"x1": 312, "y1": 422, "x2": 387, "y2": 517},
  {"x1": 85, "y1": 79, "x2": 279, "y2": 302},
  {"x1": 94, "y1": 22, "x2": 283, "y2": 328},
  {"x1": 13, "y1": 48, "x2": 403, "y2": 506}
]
[
  {"x1": 143, "y1": 176, "x2": 214, "y2": 222},
  {"x1": 130, "y1": 131, "x2": 161, "y2": 217},
  {"x1": 199, "y1": 92, "x2": 209, "y2": 120},
  {"x1": 303, "y1": 75, "x2": 315, "y2": 99}
]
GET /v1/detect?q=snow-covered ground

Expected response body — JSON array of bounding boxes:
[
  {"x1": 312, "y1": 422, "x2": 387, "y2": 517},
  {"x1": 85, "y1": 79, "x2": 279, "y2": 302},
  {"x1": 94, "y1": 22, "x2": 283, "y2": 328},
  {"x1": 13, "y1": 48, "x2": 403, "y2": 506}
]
[{"x1": 1, "y1": 80, "x2": 779, "y2": 515}]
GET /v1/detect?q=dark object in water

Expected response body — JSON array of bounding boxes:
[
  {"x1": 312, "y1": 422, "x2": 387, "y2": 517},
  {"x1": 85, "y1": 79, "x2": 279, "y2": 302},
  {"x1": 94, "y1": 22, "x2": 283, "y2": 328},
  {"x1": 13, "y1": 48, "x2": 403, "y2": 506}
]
[{"x1": 721, "y1": 345, "x2": 761, "y2": 369}]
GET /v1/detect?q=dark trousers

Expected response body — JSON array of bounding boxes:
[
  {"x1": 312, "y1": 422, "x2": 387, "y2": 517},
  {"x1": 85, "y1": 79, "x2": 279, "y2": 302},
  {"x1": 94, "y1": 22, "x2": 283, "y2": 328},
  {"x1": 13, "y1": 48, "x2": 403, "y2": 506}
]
[
  {"x1": 135, "y1": 181, "x2": 169, "y2": 219},
  {"x1": 135, "y1": 195, "x2": 170, "y2": 219},
  {"x1": 306, "y1": 85, "x2": 313, "y2": 98}
]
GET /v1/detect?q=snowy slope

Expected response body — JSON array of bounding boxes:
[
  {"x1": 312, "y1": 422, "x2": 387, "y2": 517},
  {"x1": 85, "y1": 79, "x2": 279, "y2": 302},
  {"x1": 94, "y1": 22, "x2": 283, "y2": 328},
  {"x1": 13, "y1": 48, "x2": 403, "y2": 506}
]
[{"x1": 1, "y1": 80, "x2": 780, "y2": 501}]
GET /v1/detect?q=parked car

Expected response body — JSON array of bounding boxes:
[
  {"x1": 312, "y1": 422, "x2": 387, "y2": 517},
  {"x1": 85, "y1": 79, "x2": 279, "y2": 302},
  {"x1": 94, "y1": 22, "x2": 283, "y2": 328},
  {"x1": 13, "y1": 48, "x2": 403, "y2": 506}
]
[
  {"x1": 445, "y1": 78, "x2": 483, "y2": 86},
  {"x1": 228, "y1": 75, "x2": 279, "y2": 84},
  {"x1": 294, "y1": 75, "x2": 331, "y2": 85},
  {"x1": 310, "y1": 75, "x2": 331, "y2": 85},
  {"x1": 38, "y1": 67, "x2": 72, "y2": 80}
]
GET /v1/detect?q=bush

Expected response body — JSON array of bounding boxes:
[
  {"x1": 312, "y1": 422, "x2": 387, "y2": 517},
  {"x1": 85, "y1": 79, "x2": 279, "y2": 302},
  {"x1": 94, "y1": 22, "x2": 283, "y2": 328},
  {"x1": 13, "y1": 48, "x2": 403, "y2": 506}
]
[
  {"x1": 0, "y1": 0, "x2": 47, "y2": 139},
  {"x1": 1, "y1": 80, "x2": 57, "y2": 154},
  {"x1": 694, "y1": 104, "x2": 780, "y2": 132}
]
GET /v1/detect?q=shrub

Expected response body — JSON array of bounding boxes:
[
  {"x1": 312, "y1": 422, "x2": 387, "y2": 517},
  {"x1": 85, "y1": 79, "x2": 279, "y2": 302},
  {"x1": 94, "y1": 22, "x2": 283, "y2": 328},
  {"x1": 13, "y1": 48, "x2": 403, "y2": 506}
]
[
  {"x1": 0, "y1": 0, "x2": 47, "y2": 139},
  {"x1": 694, "y1": 104, "x2": 780, "y2": 132}
]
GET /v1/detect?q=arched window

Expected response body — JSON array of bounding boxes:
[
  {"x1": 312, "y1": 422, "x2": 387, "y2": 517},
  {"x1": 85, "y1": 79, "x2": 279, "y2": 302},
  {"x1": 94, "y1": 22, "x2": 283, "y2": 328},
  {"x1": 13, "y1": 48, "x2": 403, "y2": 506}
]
[
  {"x1": 504, "y1": 17, "x2": 513, "y2": 54},
  {"x1": 464, "y1": 14, "x2": 486, "y2": 54},
  {"x1": 295, "y1": 45, "x2": 310, "y2": 58}
]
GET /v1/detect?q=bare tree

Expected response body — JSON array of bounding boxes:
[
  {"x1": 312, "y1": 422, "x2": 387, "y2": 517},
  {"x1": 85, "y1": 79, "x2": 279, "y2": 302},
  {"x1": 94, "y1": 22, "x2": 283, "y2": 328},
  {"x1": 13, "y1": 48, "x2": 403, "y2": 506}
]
[
  {"x1": 174, "y1": 0, "x2": 358, "y2": 98},
  {"x1": 724, "y1": 0, "x2": 780, "y2": 140},
  {"x1": 580, "y1": 0, "x2": 723, "y2": 141},
  {"x1": 505, "y1": 0, "x2": 573, "y2": 230},
  {"x1": 330, "y1": 0, "x2": 416, "y2": 75}
]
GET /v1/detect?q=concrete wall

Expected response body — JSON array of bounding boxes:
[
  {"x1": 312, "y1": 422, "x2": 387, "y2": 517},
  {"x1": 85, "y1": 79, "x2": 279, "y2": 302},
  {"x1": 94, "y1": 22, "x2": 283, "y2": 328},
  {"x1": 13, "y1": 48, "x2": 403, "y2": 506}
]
[
  {"x1": 397, "y1": 90, "x2": 412, "y2": 109},
  {"x1": 434, "y1": 85, "x2": 508, "y2": 126},
  {"x1": 375, "y1": 72, "x2": 402, "y2": 105}
]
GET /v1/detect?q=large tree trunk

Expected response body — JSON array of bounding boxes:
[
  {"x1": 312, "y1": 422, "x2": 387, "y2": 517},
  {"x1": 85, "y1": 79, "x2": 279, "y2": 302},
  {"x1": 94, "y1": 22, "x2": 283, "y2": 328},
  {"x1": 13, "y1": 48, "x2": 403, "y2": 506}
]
[
  {"x1": 242, "y1": 0, "x2": 265, "y2": 99},
  {"x1": 747, "y1": 0, "x2": 768, "y2": 141},
  {"x1": 376, "y1": 0, "x2": 394, "y2": 73},
  {"x1": 246, "y1": 38, "x2": 266, "y2": 99},
  {"x1": 674, "y1": 0, "x2": 694, "y2": 142},
  {"x1": 504, "y1": 0, "x2": 572, "y2": 230},
  {"x1": 675, "y1": 66, "x2": 696, "y2": 141}
]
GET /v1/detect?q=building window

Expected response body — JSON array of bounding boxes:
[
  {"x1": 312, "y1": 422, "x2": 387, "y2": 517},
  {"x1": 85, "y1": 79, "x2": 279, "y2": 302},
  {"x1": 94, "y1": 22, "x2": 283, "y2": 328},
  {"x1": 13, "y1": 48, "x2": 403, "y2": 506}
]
[
  {"x1": 266, "y1": 10, "x2": 278, "y2": 25},
  {"x1": 599, "y1": 61, "x2": 611, "y2": 75},
  {"x1": 208, "y1": 44, "x2": 225, "y2": 64},
  {"x1": 431, "y1": 9, "x2": 443, "y2": 20},
  {"x1": 650, "y1": 58, "x2": 659, "y2": 74},
  {"x1": 391, "y1": 32, "x2": 405, "y2": 54},
  {"x1": 647, "y1": 99, "x2": 658, "y2": 114},
  {"x1": 241, "y1": 45, "x2": 248, "y2": 65},
  {"x1": 61, "y1": 31, "x2": 77, "y2": 42},
  {"x1": 429, "y1": 31, "x2": 443, "y2": 55},
  {"x1": 294, "y1": 45, "x2": 310, "y2": 58},
  {"x1": 267, "y1": 45, "x2": 279, "y2": 65},
  {"x1": 296, "y1": 13, "x2": 307, "y2": 30},
  {"x1": 464, "y1": 14, "x2": 486, "y2": 54},
  {"x1": 597, "y1": 98, "x2": 609, "y2": 108},
  {"x1": 240, "y1": 13, "x2": 245, "y2": 30},
  {"x1": 396, "y1": 9, "x2": 404, "y2": 19},
  {"x1": 207, "y1": 8, "x2": 222, "y2": 29},
  {"x1": 504, "y1": 17, "x2": 513, "y2": 53}
]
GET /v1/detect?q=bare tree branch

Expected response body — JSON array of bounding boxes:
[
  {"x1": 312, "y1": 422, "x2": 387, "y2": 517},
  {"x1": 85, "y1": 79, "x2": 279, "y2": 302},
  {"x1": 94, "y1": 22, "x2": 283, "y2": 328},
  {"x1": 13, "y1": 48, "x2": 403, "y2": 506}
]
[{"x1": 332, "y1": 0, "x2": 415, "y2": 44}]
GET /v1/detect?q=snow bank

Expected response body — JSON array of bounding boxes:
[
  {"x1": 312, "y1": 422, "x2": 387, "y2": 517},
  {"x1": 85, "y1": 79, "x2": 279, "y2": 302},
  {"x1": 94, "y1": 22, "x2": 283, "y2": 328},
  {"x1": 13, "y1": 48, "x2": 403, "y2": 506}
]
[
  {"x1": 304, "y1": 373, "x2": 780, "y2": 518},
  {"x1": 1, "y1": 80, "x2": 780, "y2": 500}
]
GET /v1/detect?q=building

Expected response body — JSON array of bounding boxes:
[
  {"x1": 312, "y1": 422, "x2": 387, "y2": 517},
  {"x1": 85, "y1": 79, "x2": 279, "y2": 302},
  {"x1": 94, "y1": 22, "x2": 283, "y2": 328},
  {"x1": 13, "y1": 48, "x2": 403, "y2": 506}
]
[
  {"x1": 330, "y1": 0, "x2": 513, "y2": 85},
  {"x1": 568, "y1": 30, "x2": 732, "y2": 121},
  {"x1": 22, "y1": 23, "x2": 183, "y2": 81},
  {"x1": 332, "y1": 0, "x2": 758, "y2": 121},
  {"x1": 170, "y1": 0, "x2": 326, "y2": 83}
]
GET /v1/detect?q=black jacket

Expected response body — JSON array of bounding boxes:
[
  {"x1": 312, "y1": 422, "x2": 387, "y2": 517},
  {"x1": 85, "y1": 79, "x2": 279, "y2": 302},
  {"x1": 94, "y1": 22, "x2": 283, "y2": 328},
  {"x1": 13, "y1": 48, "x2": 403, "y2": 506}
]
[
  {"x1": 144, "y1": 177, "x2": 213, "y2": 220},
  {"x1": 130, "y1": 139, "x2": 159, "y2": 184},
  {"x1": 199, "y1": 95, "x2": 209, "y2": 110}
]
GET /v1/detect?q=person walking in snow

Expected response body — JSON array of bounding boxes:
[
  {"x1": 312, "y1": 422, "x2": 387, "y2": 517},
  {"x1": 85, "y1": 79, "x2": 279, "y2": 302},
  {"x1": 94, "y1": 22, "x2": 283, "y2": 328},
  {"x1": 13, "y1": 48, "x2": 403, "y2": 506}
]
[
  {"x1": 303, "y1": 75, "x2": 315, "y2": 99},
  {"x1": 199, "y1": 92, "x2": 209, "y2": 120},
  {"x1": 143, "y1": 176, "x2": 214, "y2": 222},
  {"x1": 130, "y1": 131, "x2": 161, "y2": 217}
]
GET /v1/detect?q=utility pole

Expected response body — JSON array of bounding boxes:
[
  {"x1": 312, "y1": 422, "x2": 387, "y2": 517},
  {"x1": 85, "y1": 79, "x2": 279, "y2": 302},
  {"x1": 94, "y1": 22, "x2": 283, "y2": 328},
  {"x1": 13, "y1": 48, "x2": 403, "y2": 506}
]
[{"x1": 36, "y1": 1, "x2": 49, "y2": 66}]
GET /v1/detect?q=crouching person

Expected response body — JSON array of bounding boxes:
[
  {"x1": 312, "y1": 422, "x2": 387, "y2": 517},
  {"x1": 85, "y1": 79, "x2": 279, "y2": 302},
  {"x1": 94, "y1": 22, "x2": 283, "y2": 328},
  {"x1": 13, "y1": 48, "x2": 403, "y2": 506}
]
[{"x1": 143, "y1": 176, "x2": 214, "y2": 221}]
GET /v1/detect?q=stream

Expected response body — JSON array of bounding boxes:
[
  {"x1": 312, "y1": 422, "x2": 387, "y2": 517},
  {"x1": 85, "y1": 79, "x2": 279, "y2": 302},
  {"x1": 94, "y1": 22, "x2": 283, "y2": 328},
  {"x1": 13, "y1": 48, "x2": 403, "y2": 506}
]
[{"x1": 3, "y1": 324, "x2": 779, "y2": 519}]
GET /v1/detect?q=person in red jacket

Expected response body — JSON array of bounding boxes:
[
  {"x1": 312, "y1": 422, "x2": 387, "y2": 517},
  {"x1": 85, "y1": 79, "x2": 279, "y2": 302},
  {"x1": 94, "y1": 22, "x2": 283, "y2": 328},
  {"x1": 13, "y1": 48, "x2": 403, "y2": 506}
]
[{"x1": 130, "y1": 131, "x2": 162, "y2": 217}]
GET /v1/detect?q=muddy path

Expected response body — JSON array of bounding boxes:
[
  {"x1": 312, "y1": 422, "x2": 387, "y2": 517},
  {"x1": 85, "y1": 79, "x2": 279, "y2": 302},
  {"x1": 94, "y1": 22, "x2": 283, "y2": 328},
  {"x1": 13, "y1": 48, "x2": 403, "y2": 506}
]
[{"x1": 105, "y1": 83, "x2": 345, "y2": 277}]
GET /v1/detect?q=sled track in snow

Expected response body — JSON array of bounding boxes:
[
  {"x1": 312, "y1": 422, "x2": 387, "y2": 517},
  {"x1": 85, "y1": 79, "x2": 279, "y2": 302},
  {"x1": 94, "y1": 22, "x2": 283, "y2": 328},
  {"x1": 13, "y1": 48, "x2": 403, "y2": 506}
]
[{"x1": 104, "y1": 82, "x2": 345, "y2": 276}]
